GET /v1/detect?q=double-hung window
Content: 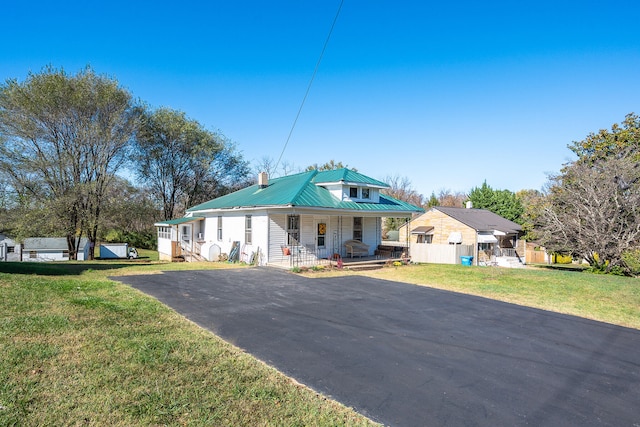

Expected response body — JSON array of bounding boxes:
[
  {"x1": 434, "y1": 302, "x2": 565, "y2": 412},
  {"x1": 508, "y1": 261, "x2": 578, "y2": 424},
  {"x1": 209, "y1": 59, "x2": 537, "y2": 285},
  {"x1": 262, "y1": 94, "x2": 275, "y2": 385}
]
[
  {"x1": 245, "y1": 215, "x2": 252, "y2": 244},
  {"x1": 287, "y1": 215, "x2": 300, "y2": 245},
  {"x1": 353, "y1": 217, "x2": 363, "y2": 241}
]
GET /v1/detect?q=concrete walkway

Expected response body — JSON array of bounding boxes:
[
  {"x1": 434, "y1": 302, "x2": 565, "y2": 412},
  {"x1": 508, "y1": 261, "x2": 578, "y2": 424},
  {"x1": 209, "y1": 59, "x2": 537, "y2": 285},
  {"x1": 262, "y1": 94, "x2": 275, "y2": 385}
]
[{"x1": 114, "y1": 267, "x2": 640, "y2": 427}]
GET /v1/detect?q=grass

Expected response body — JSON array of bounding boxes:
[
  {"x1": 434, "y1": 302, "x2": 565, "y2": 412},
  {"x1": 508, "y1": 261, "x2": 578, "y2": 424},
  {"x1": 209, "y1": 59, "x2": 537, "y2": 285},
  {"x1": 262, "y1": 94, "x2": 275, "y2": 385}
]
[
  {"x1": 0, "y1": 258, "x2": 377, "y2": 427},
  {"x1": 307, "y1": 263, "x2": 640, "y2": 330},
  {"x1": 3, "y1": 257, "x2": 638, "y2": 426}
]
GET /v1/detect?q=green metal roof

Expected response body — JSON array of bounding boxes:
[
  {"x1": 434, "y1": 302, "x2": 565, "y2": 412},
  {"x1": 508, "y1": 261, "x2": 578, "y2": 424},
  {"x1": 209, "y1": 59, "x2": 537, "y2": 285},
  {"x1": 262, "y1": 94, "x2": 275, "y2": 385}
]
[
  {"x1": 154, "y1": 216, "x2": 203, "y2": 226},
  {"x1": 312, "y1": 168, "x2": 389, "y2": 188},
  {"x1": 186, "y1": 169, "x2": 423, "y2": 214}
]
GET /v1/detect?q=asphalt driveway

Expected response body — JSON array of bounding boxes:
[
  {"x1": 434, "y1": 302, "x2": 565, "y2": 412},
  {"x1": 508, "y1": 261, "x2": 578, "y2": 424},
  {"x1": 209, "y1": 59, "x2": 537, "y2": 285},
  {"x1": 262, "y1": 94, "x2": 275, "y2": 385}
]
[{"x1": 114, "y1": 268, "x2": 640, "y2": 427}]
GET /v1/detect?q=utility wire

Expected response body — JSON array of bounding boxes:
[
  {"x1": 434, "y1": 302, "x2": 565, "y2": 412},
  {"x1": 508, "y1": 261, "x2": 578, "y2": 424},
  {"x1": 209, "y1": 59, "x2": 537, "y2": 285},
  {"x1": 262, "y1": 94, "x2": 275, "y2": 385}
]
[{"x1": 274, "y1": 0, "x2": 344, "y2": 172}]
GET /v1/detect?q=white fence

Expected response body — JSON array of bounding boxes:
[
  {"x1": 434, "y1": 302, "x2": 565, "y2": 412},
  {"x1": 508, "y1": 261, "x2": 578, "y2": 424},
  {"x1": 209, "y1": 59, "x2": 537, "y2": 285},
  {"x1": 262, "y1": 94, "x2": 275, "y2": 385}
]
[{"x1": 411, "y1": 244, "x2": 474, "y2": 265}]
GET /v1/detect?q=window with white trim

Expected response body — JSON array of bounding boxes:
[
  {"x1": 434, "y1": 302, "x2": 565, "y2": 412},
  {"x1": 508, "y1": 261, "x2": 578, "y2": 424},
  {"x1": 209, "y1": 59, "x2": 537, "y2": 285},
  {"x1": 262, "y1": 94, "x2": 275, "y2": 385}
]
[
  {"x1": 417, "y1": 234, "x2": 433, "y2": 244},
  {"x1": 353, "y1": 217, "x2": 363, "y2": 241},
  {"x1": 217, "y1": 216, "x2": 223, "y2": 240},
  {"x1": 158, "y1": 226, "x2": 171, "y2": 240},
  {"x1": 245, "y1": 215, "x2": 252, "y2": 244},
  {"x1": 287, "y1": 215, "x2": 300, "y2": 245}
]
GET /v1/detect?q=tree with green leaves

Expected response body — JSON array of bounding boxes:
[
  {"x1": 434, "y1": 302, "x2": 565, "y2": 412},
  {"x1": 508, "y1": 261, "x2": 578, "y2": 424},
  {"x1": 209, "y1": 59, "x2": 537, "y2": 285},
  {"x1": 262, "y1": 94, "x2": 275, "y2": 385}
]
[
  {"x1": 539, "y1": 114, "x2": 640, "y2": 275},
  {"x1": 467, "y1": 181, "x2": 524, "y2": 224},
  {"x1": 0, "y1": 66, "x2": 140, "y2": 259},
  {"x1": 568, "y1": 113, "x2": 640, "y2": 164},
  {"x1": 426, "y1": 192, "x2": 439, "y2": 208},
  {"x1": 134, "y1": 108, "x2": 251, "y2": 220},
  {"x1": 516, "y1": 189, "x2": 546, "y2": 242}
]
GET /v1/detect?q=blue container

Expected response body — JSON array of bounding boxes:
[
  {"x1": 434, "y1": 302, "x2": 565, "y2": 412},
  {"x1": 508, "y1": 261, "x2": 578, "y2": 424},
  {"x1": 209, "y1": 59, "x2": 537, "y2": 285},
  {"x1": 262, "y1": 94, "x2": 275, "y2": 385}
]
[{"x1": 460, "y1": 256, "x2": 473, "y2": 266}]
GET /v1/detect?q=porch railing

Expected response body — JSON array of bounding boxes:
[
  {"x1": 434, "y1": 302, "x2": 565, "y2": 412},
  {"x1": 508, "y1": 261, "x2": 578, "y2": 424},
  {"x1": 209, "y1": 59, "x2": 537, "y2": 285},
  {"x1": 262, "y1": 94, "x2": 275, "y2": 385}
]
[
  {"x1": 498, "y1": 247, "x2": 523, "y2": 264},
  {"x1": 499, "y1": 248, "x2": 518, "y2": 257}
]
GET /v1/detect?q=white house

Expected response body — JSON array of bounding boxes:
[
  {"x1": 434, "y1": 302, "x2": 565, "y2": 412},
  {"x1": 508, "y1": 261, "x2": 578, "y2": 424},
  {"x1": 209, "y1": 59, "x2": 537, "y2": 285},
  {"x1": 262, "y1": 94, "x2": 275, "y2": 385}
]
[
  {"x1": 155, "y1": 169, "x2": 424, "y2": 267},
  {"x1": 0, "y1": 233, "x2": 20, "y2": 262}
]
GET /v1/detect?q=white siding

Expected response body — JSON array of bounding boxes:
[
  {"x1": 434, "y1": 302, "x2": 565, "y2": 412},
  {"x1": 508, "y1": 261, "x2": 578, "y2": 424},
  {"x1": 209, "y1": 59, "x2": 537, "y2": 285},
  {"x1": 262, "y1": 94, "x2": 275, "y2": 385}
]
[
  {"x1": 300, "y1": 215, "x2": 315, "y2": 247},
  {"x1": 23, "y1": 250, "x2": 68, "y2": 262},
  {"x1": 362, "y1": 217, "x2": 381, "y2": 254},
  {"x1": 269, "y1": 214, "x2": 288, "y2": 263},
  {"x1": 157, "y1": 237, "x2": 173, "y2": 261}
]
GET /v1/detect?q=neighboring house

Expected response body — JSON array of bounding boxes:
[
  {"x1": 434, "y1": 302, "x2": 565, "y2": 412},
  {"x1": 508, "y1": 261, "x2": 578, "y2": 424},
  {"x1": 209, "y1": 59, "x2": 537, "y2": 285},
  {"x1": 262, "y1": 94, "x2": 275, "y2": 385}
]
[
  {"x1": 400, "y1": 206, "x2": 525, "y2": 267},
  {"x1": 22, "y1": 237, "x2": 90, "y2": 262},
  {"x1": 0, "y1": 233, "x2": 20, "y2": 262},
  {"x1": 155, "y1": 169, "x2": 424, "y2": 266}
]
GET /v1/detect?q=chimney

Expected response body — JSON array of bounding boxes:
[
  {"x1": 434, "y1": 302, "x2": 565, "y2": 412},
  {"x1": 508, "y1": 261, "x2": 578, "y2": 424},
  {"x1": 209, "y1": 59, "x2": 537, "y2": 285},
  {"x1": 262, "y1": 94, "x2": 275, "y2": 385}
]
[
  {"x1": 258, "y1": 172, "x2": 269, "y2": 189},
  {"x1": 465, "y1": 200, "x2": 473, "y2": 209}
]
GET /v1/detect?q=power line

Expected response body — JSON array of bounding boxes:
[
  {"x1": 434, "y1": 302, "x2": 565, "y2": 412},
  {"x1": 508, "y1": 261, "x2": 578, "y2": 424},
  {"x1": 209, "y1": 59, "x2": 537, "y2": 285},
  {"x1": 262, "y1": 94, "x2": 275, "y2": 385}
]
[{"x1": 274, "y1": 0, "x2": 344, "y2": 172}]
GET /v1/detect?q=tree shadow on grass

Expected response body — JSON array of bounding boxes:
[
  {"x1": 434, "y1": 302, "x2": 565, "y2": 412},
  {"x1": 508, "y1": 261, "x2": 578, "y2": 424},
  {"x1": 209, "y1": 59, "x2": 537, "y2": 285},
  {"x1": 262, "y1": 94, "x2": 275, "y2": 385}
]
[
  {"x1": 0, "y1": 260, "x2": 153, "y2": 276},
  {"x1": 529, "y1": 263, "x2": 587, "y2": 272}
]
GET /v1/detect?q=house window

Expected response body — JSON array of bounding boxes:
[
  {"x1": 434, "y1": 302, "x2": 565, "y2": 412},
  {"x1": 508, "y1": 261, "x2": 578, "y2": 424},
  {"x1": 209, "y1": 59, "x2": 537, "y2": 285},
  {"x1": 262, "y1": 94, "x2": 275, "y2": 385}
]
[
  {"x1": 158, "y1": 226, "x2": 171, "y2": 240},
  {"x1": 317, "y1": 222, "x2": 326, "y2": 248},
  {"x1": 417, "y1": 235, "x2": 433, "y2": 244},
  {"x1": 287, "y1": 215, "x2": 300, "y2": 245},
  {"x1": 7, "y1": 246, "x2": 14, "y2": 253},
  {"x1": 217, "y1": 216, "x2": 223, "y2": 240},
  {"x1": 353, "y1": 217, "x2": 363, "y2": 241},
  {"x1": 362, "y1": 188, "x2": 370, "y2": 199},
  {"x1": 349, "y1": 187, "x2": 358, "y2": 198},
  {"x1": 29, "y1": 251, "x2": 37, "y2": 259},
  {"x1": 245, "y1": 215, "x2": 252, "y2": 244}
]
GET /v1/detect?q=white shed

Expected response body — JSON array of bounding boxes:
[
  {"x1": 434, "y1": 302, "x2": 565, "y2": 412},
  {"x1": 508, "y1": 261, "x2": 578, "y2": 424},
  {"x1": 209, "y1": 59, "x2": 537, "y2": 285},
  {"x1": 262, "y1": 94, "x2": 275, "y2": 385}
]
[{"x1": 22, "y1": 237, "x2": 90, "y2": 262}]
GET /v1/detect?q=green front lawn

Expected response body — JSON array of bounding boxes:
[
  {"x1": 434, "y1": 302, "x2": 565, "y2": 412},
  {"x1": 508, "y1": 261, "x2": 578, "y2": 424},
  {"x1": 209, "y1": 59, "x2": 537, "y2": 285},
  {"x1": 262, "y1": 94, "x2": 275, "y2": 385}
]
[
  {"x1": 0, "y1": 260, "x2": 376, "y2": 426},
  {"x1": 2, "y1": 258, "x2": 638, "y2": 426},
  {"x1": 325, "y1": 263, "x2": 640, "y2": 330}
]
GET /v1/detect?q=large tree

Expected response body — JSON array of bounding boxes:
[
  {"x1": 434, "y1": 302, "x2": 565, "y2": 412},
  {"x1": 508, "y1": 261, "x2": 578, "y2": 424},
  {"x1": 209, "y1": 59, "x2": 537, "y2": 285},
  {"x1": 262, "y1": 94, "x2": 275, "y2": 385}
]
[
  {"x1": 539, "y1": 114, "x2": 640, "y2": 274},
  {"x1": 467, "y1": 181, "x2": 524, "y2": 224},
  {"x1": 0, "y1": 66, "x2": 140, "y2": 259},
  {"x1": 134, "y1": 108, "x2": 251, "y2": 220},
  {"x1": 568, "y1": 113, "x2": 640, "y2": 164}
]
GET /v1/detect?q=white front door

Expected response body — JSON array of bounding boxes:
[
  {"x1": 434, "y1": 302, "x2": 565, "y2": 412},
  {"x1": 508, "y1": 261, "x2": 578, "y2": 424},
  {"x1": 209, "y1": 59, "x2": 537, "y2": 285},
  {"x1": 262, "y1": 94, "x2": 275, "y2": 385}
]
[{"x1": 180, "y1": 224, "x2": 192, "y2": 251}]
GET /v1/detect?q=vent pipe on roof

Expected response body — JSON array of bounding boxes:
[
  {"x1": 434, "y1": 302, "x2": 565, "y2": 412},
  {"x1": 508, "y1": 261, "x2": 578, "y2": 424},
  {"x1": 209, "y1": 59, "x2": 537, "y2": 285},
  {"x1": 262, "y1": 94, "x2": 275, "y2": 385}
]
[
  {"x1": 258, "y1": 172, "x2": 269, "y2": 189},
  {"x1": 466, "y1": 200, "x2": 473, "y2": 209}
]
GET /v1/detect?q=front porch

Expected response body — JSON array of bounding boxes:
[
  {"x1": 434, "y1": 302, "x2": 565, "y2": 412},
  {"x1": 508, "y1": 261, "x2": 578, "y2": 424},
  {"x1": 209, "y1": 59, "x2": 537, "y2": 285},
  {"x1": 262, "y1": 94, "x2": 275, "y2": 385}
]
[{"x1": 267, "y1": 240, "x2": 409, "y2": 270}]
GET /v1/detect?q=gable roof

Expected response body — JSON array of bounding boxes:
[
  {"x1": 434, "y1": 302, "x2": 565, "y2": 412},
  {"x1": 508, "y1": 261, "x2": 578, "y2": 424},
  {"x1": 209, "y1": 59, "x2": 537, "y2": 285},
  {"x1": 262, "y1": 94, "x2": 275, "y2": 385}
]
[
  {"x1": 433, "y1": 206, "x2": 522, "y2": 234},
  {"x1": 187, "y1": 169, "x2": 422, "y2": 214},
  {"x1": 313, "y1": 169, "x2": 389, "y2": 188}
]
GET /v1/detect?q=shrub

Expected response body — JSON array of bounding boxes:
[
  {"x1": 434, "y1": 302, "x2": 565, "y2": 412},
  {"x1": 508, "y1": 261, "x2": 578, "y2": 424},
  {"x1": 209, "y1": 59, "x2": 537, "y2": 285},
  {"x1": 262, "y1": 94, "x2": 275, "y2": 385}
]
[{"x1": 622, "y1": 248, "x2": 640, "y2": 276}]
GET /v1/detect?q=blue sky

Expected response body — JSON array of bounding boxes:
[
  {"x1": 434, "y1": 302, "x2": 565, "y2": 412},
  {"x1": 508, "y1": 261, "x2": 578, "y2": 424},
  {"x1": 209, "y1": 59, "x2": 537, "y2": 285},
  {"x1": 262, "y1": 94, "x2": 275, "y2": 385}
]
[{"x1": 3, "y1": 1, "x2": 639, "y2": 196}]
